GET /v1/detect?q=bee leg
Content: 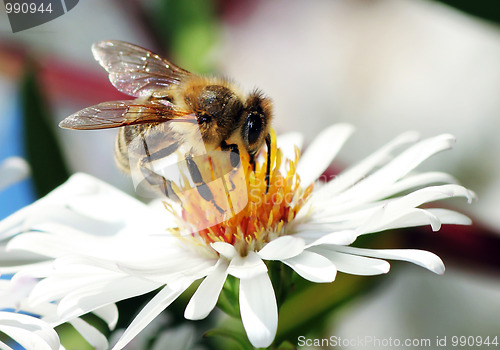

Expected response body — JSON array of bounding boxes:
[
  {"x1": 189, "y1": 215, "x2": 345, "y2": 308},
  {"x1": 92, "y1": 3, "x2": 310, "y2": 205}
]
[
  {"x1": 220, "y1": 141, "x2": 240, "y2": 190},
  {"x1": 185, "y1": 154, "x2": 224, "y2": 214},
  {"x1": 265, "y1": 133, "x2": 271, "y2": 194},
  {"x1": 220, "y1": 141, "x2": 240, "y2": 168},
  {"x1": 137, "y1": 133, "x2": 183, "y2": 200},
  {"x1": 160, "y1": 177, "x2": 181, "y2": 203},
  {"x1": 139, "y1": 159, "x2": 181, "y2": 202}
]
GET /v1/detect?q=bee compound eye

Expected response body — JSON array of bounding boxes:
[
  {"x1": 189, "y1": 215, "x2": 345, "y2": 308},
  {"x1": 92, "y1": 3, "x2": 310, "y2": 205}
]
[{"x1": 245, "y1": 112, "x2": 263, "y2": 146}]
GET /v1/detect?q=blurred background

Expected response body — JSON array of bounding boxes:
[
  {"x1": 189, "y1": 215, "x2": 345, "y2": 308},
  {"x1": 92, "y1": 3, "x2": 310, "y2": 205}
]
[{"x1": 1, "y1": 0, "x2": 500, "y2": 349}]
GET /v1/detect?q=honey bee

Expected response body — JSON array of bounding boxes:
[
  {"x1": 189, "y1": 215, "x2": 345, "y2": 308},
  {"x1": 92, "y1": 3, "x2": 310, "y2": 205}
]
[{"x1": 59, "y1": 40, "x2": 272, "y2": 212}]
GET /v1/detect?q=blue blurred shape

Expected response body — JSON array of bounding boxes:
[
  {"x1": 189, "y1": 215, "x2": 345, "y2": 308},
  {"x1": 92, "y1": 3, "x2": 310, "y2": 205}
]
[{"x1": 0, "y1": 87, "x2": 35, "y2": 219}]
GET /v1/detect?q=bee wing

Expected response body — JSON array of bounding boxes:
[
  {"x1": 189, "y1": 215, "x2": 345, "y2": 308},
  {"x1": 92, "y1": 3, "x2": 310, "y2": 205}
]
[
  {"x1": 92, "y1": 40, "x2": 191, "y2": 97},
  {"x1": 59, "y1": 100, "x2": 195, "y2": 130}
]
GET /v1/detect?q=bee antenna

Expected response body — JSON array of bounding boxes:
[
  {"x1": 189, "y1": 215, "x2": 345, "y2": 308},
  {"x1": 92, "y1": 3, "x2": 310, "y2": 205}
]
[{"x1": 265, "y1": 133, "x2": 271, "y2": 194}]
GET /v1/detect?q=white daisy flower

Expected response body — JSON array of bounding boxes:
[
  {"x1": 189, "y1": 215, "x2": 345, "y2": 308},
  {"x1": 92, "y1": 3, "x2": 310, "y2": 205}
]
[
  {"x1": 0, "y1": 124, "x2": 474, "y2": 349},
  {"x1": 0, "y1": 157, "x2": 56, "y2": 350},
  {"x1": 0, "y1": 274, "x2": 117, "y2": 350},
  {"x1": 0, "y1": 157, "x2": 116, "y2": 350},
  {"x1": 0, "y1": 311, "x2": 59, "y2": 350}
]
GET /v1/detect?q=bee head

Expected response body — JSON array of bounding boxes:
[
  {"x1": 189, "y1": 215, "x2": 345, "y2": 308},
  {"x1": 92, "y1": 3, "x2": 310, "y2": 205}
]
[{"x1": 241, "y1": 90, "x2": 273, "y2": 160}]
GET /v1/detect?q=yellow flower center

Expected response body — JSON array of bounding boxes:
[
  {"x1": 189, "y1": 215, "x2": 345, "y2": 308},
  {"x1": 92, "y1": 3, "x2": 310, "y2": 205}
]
[{"x1": 165, "y1": 130, "x2": 313, "y2": 255}]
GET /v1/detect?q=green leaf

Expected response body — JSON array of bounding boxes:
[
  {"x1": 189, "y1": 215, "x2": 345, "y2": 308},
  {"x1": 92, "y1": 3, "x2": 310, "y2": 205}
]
[
  {"x1": 148, "y1": 0, "x2": 219, "y2": 73},
  {"x1": 435, "y1": 0, "x2": 500, "y2": 25},
  {"x1": 275, "y1": 274, "x2": 379, "y2": 346},
  {"x1": 267, "y1": 260, "x2": 294, "y2": 309},
  {"x1": 20, "y1": 63, "x2": 69, "y2": 198},
  {"x1": 275, "y1": 340, "x2": 297, "y2": 350},
  {"x1": 274, "y1": 232, "x2": 400, "y2": 346},
  {"x1": 56, "y1": 323, "x2": 94, "y2": 350},
  {"x1": 217, "y1": 275, "x2": 240, "y2": 318},
  {"x1": 204, "y1": 322, "x2": 253, "y2": 350}
]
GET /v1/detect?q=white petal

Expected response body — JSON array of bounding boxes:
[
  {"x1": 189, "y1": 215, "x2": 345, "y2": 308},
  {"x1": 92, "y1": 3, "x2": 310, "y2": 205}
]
[
  {"x1": 0, "y1": 173, "x2": 156, "y2": 243},
  {"x1": 56, "y1": 276, "x2": 162, "y2": 323},
  {"x1": 0, "y1": 205, "x2": 38, "y2": 241},
  {"x1": 0, "y1": 173, "x2": 99, "y2": 240},
  {"x1": 227, "y1": 251, "x2": 267, "y2": 279},
  {"x1": 314, "y1": 131, "x2": 420, "y2": 198},
  {"x1": 0, "y1": 157, "x2": 30, "y2": 192},
  {"x1": 296, "y1": 124, "x2": 354, "y2": 186},
  {"x1": 313, "y1": 171, "x2": 459, "y2": 210},
  {"x1": 372, "y1": 172, "x2": 458, "y2": 200},
  {"x1": 25, "y1": 206, "x2": 125, "y2": 239},
  {"x1": 333, "y1": 246, "x2": 445, "y2": 274},
  {"x1": 239, "y1": 273, "x2": 277, "y2": 348},
  {"x1": 370, "y1": 134, "x2": 456, "y2": 185},
  {"x1": 356, "y1": 207, "x2": 442, "y2": 235},
  {"x1": 211, "y1": 242, "x2": 237, "y2": 260},
  {"x1": 0, "y1": 275, "x2": 38, "y2": 309},
  {"x1": 112, "y1": 284, "x2": 189, "y2": 350},
  {"x1": 0, "y1": 311, "x2": 60, "y2": 350},
  {"x1": 277, "y1": 132, "x2": 304, "y2": 160},
  {"x1": 303, "y1": 230, "x2": 358, "y2": 247},
  {"x1": 300, "y1": 195, "x2": 384, "y2": 222},
  {"x1": 283, "y1": 251, "x2": 336, "y2": 282},
  {"x1": 365, "y1": 208, "x2": 471, "y2": 233},
  {"x1": 7, "y1": 232, "x2": 97, "y2": 259},
  {"x1": 30, "y1": 272, "x2": 110, "y2": 306},
  {"x1": 323, "y1": 134, "x2": 456, "y2": 206},
  {"x1": 277, "y1": 132, "x2": 304, "y2": 173},
  {"x1": 353, "y1": 186, "x2": 474, "y2": 234},
  {"x1": 68, "y1": 318, "x2": 108, "y2": 350},
  {"x1": 116, "y1": 249, "x2": 217, "y2": 284},
  {"x1": 61, "y1": 174, "x2": 151, "y2": 223},
  {"x1": 425, "y1": 208, "x2": 472, "y2": 226},
  {"x1": 0, "y1": 246, "x2": 48, "y2": 271},
  {"x1": 108, "y1": 315, "x2": 169, "y2": 349},
  {"x1": 29, "y1": 257, "x2": 126, "y2": 305},
  {"x1": 257, "y1": 236, "x2": 305, "y2": 260},
  {"x1": 296, "y1": 201, "x2": 382, "y2": 228},
  {"x1": 388, "y1": 184, "x2": 475, "y2": 210},
  {"x1": 311, "y1": 247, "x2": 390, "y2": 275},
  {"x1": 185, "y1": 259, "x2": 228, "y2": 320},
  {"x1": 66, "y1": 193, "x2": 148, "y2": 226},
  {"x1": 92, "y1": 304, "x2": 119, "y2": 331}
]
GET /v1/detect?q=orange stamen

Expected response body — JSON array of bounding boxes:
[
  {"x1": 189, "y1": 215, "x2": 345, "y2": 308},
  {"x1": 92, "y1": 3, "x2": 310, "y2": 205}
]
[{"x1": 165, "y1": 130, "x2": 313, "y2": 255}]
